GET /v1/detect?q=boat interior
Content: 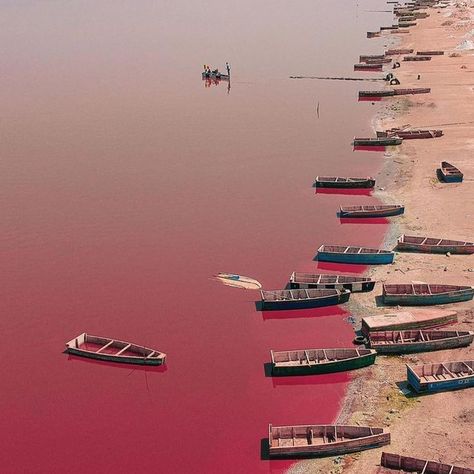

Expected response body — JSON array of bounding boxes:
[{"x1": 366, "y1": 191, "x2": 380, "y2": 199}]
[
  {"x1": 269, "y1": 425, "x2": 383, "y2": 448},
  {"x1": 262, "y1": 289, "x2": 339, "y2": 301},
  {"x1": 384, "y1": 284, "x2": 470, "y2": 295},
  {"x1": 321, "y1": 245, "x2": 389, "y2": 255},
  {"x1": 370, "y1": 330, "x2": 467, "y2": 344},
  {"x1": 272, "y1": 348, "x2": 373, "y2": 366},
  {"x1": 401, "y1": 236, "x2": 471, "y2": 246},
  {"x1": 412, "y1": 361, "x2": 474, "y2": 382},
  {"x1": 381, "y1": 452, "x2": 473, "y2": 474},
  {"x1": 291, "y1": 272, "x2": 370, "y2": 284}
]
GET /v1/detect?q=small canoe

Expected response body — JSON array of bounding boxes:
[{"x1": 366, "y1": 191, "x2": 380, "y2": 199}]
[
  {"x1": 407, "y1": 360, "x2": 474, "y2": 393},
  {"x1": 353, "y1": 137, "x2": 403, "y2": 146},
  {"x1": 393, "y1": 88, "x2": 431, "y2": 95},
  {"x1": 404, "y1": 55, "x2": 431, "y2": 61},
  {"x1": 202, "y1": 72, "x2": 230, "y2": 80},
  {"x1": 317, "y1": 245, "x2": 395, "y2": 265},
  {"x1": 369, "y1": 329, "x2": 474, "y2": 354},
  {"x1": 314, "y1": 176, "x2": 375, "y2": 189},
  {"x1": 417, "y1": 50, "x2": 444, "y2": 56},
  {"x1": 359, "y1": 54, "x2": 385, "y2": 62},
  {"x1": 268, "y1": 424, "x2": 390, "y2": 457},
  {"x1": 271, "y1": 348, "x2": 377, "y2": 376},
  {"x1": 385, "y1": 48, "x2": 414, "y2": 55},
  {"x1": 259, "y1": 288, "x2": 350, "y2": 311},
  {"x1": 65, "y1": 333, "x2": 166, "y2": 366},
  {"x1": 367, "y1": 31, "x2": 381, "y2": 38},
  {"x1": 440, "y1": 161, "x2": 463, "y2": 183},
  {"x1": 380, "y1": 25, "x2": 399, "y2": 31},
  {"x1": 397, "y1": 235, "x2": 474, "y2": 254},
  {"x1": 289, "y1": 272, "x2": 376, "y2": 292},
  {"x1": 381, "y1": 452, "x2": 474, "y2": 474},
  {"x1": 215, "y1": 273, "x2": 262, "y2": 289},
  {"x1": 398, "y1": 21, "x2": 417, "y2": 27},
  {"x1": 361, "y1": 309, "x2": 458, "y2": 336},
  {"x1": 339, "y1": 205, "x2": 404, "y2": 218},
  {"x1": 365, "y1": 58, "x2": 392, "y2": 64},
  {"x1": 382, "y1": 284, "x2": 474, "y2": 306},
  {"x1": 354, "y1": 63, "x2": 383, "y2": 71},
  {"x1": 359, "y1": 90, "x2": 395, "y2": 98},
  {"x1": 379, "y1": 129, "x2": 443, "y2": 139}
]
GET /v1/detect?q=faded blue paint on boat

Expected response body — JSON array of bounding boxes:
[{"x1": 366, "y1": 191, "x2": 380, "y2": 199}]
[
  {"x1": 407, "y1": 366, "x2": 474, "y2": 393},
  {"x1": 317, "y1": 247, "x2": 394, "y2": 265}
]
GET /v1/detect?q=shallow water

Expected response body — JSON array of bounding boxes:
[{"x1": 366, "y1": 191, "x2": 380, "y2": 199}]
[{"x1": 0, "y1": 1, "x2": 392, "y2": 472}]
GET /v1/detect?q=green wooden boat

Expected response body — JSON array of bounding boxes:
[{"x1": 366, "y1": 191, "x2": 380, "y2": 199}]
[{"x1": 271, "y1": 348, "x2": 376, "y2": 376}]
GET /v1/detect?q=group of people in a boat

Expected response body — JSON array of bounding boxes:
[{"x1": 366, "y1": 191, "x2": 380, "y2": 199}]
[{"x1": 203, "y1": 62, "x2": 230, "y2": 78}]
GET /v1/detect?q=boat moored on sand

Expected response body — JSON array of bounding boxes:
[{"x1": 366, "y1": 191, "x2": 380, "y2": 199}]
[
  {"x1": 397, "y1": 235, "x2": 474, "y2": 254},
  {"x1": 65, "y1": 333, "x2": 167, "y2": 366},
  {"x1": 381, "y1": 452, "x2": 473, "y2": 474},
  {"x1": 339, "y1": 205, "x2": 404, "y2": 218},
  {"x1": 382, "y1": 284, "x2": 474, "y2": 305},
  {"x1": 439, "y1": 161, "x2": 463, "y2": 183},
  {"x1": 268, "y1": 424, "x2": 390, "y2": 457},
  {"x1": 317, "y1": 245, "x2": 395, "y2": 265}
]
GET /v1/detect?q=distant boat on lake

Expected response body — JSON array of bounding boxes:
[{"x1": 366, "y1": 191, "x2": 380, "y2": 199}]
[
  {"x1": 65, "y1": 333, "x2": 166, "y2": 366},
  {"x1": 268, "y1": 424, "x2": 390, "y2": 457},
  {"x1": 317, "y1": 245, "x2": 395, "y2": 265},
  {"x1": 382, "y1": 284, "x2": 474, "y2": 305}
]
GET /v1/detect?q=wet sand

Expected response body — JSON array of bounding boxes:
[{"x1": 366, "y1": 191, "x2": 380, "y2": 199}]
[{"x1": 289, "y1": 2, "x2": 474, "y2": 473}]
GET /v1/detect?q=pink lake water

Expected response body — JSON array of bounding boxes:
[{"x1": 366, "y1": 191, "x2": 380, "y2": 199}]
[{"x1": 0, "y1": 1, "x2": 393, "y2": 472}]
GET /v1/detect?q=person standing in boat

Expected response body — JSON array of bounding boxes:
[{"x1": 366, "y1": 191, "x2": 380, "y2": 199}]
[{"x1": 226, "y1": 62, "x2": 231, "y2": 77}]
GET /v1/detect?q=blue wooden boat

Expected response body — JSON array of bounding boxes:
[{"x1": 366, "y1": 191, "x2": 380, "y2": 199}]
[
  {"x1": 317, "y1": 245, "x2": 395, "y2": 265},
  {"x1": 407, "y1": 360, "x2": 474, "y2": 393},
  {"x1": 440, "y1": 161, "x2": 463, "y2": 183},
  {"x1": 259, "y1": 288, "x2": 350, "y2": 311},
  {"x1": 289, "y1": 272, "x2": 376, "y2": 292},
  {"x1": 382, "y1": 284, "x2": 474, "y2": 306}
]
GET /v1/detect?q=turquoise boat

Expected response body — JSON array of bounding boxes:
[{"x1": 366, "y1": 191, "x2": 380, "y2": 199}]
[
  {"x1": 317, "y1": 245, "x2": 394, "y2": 265},
  {"x1": 407, "y1": 360, "x2": 474, "y2": 393}
]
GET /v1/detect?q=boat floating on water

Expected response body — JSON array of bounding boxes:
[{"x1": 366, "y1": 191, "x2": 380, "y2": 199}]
[
  {"x1": 382, "y1": 284, "x2": 474, "y2": 306},
  {"x1": 317, "y1": 245, "x2": 395, "y2": 265},
  {"x1": 268, "y1": 424, "x2": 390, "y2": 457},
  {"x1": 339, "y1": 204, "x2": 404, "y2": 218},
  {"x1": 215, "y1": 273, "x2": 262, "y2": 289},
  {"x1": 202, "y1": 72, "x2": 230, "y2": 80},
  {"x1": 381, "y1": 452, "x2": 473, "y2": 474},
  {"x1": 314, "y1": 176, "x2": 375, "y2": 188},
  {"x1": 397, "y1": 234, "x2": 474, "y2": 254},
  {"x1": 439, "y1": 161, "x2": 463, "y2": 183},
  {"x1": 289, "y1": 272, "x2": 376, "y2": 292},
  {"x1": 259, "y1": 288, "x2": 350, "y2": 311},
  {"x1": 368, "y1": 329, "x2": 474, "y2": 354},
  {"x1": 270, "y1": 348, "x2": 377, "y2": 376},
  {"x1": 353, "y1": 137, "x2": 403, "y2": 146},
  {"x1": 407, "y1": 360, "x2": 474, "y2": 393},
  {"x1": 65, "y1": 333, "x2": 167, "y2": 366},
  {"x1": 361, "y1": 309, "x2": 458, "y2": 336}
]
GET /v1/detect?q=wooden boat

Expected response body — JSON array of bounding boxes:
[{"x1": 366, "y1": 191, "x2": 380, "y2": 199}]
[
  {"x1": 397, "y1": 235, "x2": 474, "y2": 254},
  {"x1": 339, "y1": 204, "x2": 404, "y2": 218},
  {"x1": 359, "y1": 54, "x2": 385, "y2": 62},
  {"x1": 367, "y1": 31, "x2": 381, "y2": 38},
  {"x1": 385, "y1": 48, "x2": 414, "y2": 55},
  {"x1": 354, "y1": 63, "x2": 383, "y2": 71},
  {"x1": 378, "y1": 129, "x2": 443, "y2": 139},
  {"x1": 404, "y1": 55, "x2": 431, "y2": 61},
  {"x1": 398, "y1": 21, "x2": 417, "y2": 27},
  {"x1": 314, "y1": 176, "x2": 375, "y2": 188},
  {"x1": 65, "y1": 333, "x2": 166, "y2": 366},
  {"x1": 317, "y1": 245, "x2": 395, "y2": 265},
  {"x1": 407, "y1": 360, "x2": 474, "y2": 393},
  {"x1": 440, "y1": 161, "x2": 463, "y2": 182},
  {"x1": 215, "y1": 273, "x2": 262, "y2": 289},
  {"x1": 380, "y1": 25, "x2": 399, "y2": 31},
  {"x1": 382, "y1": 284, "x2": 474, "y2": 306},
  {"x1": 359, "y1": 90, "x2": 395, "y2": 98},
  {"x1": 365, "y1": 58, "x2": 392, "y2": 64},
  {"x1": 381, "y1": 452, "x2": 474, "y2": 474},
  {"x1": 202, "y1": 72, "x2": 230, "y2": 80},
  {"x1": 361, "y1": 309, "x2": 458, "y2": 336},
  {"x1": 417, "y1": 50, "x2": 444, "y2": 55},
  {"x1": 353, "y1": 137, "x2": 402, "y2": 146},
  {"x1": 289, "y1": 272, "x2": 376, "y2": 292},
  {"x1": 368, "y1": 329, "x2": 474, "y2": 354},
  {"x1": 390, "y1": 29, "x2": 410, "y2": 34},
  {"x1": 393, "y1": 88, "x2": 431, "y2": 95},
  {"x1": 270, "y1": 348, "x2": 377, "y2": 376},
  {"x1": 259, "y1": 288, "x2": 350, "y2": 311},
  {"x1": 268, "y1": 424, "x2": 390, "y2": 457}
]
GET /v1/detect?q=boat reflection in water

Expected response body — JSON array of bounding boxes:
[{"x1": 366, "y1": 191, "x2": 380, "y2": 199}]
[{"x1": 203, "y1": 76, "x2": 231, "y2": 93}]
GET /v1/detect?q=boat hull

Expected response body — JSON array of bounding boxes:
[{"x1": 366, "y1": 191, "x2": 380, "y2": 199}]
[
  {"x1": 397, "y1": 243, "x2": 474, "y2": 254},
  {"x1": 407, "y1": 365, "x2": 474, "y2": 393},
  {"x1": 261, "y1": 292, "x2": 350, "y2": 311},
  {"x1": 202, "y1": 72, "x2": 230, "y2": 80},
  {"x1": 272, "y1": 352, "x2": 376, "y2": 376},
  {"x1": 383, "y1": 290, "x2": 474, "y2": 306},
  {"x1": 315, "y1": 178, "x2": 375, "y2": 189},
  {"x1": 66, "y1": 347, "x2": 166, "y2": 366},
  {"x1": 340, "y1": 207, "x2": 404, "y2": 218},
  {"x1": 290, "y1": 281, "x2": 375, "y2": 292},
  {"x1": 317, "y1": 251, "x2": 394, "y2": 265},
  {"x1": 353, "y1": 138, "x2": 402, "y2": 146}
]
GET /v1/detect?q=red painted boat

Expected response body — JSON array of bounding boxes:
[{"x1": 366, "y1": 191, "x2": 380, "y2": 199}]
[
  {"x1": 381, "y1": 452, "x2": 474, "y2": 474},
  {"x1": 397, "y1": 235, "x2": 474, "y2": 254}
]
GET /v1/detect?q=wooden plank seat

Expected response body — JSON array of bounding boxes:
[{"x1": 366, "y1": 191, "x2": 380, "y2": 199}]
[{"x1": 96, "y1": 340, "x2": 115, "y2": 353}]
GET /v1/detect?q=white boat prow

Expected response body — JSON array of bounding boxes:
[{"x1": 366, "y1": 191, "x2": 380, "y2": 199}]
[{"x1": 214, "y1": 273, "x2": 262, "y2": 290}]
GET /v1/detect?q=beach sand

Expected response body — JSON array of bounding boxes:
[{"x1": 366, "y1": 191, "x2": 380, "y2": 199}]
[{"x1": 290, "y1": 2, "x2": 474, "y2": 472}]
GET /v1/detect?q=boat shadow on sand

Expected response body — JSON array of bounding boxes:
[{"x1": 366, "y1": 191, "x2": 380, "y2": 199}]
[{"x1": 64, "y1": 353, "x2": 168, "y2": 373}]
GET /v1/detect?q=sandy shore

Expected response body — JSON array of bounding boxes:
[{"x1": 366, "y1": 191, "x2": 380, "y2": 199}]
[{"x1": 290, "y1": 2, "x2": 474, "y2": 473}]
